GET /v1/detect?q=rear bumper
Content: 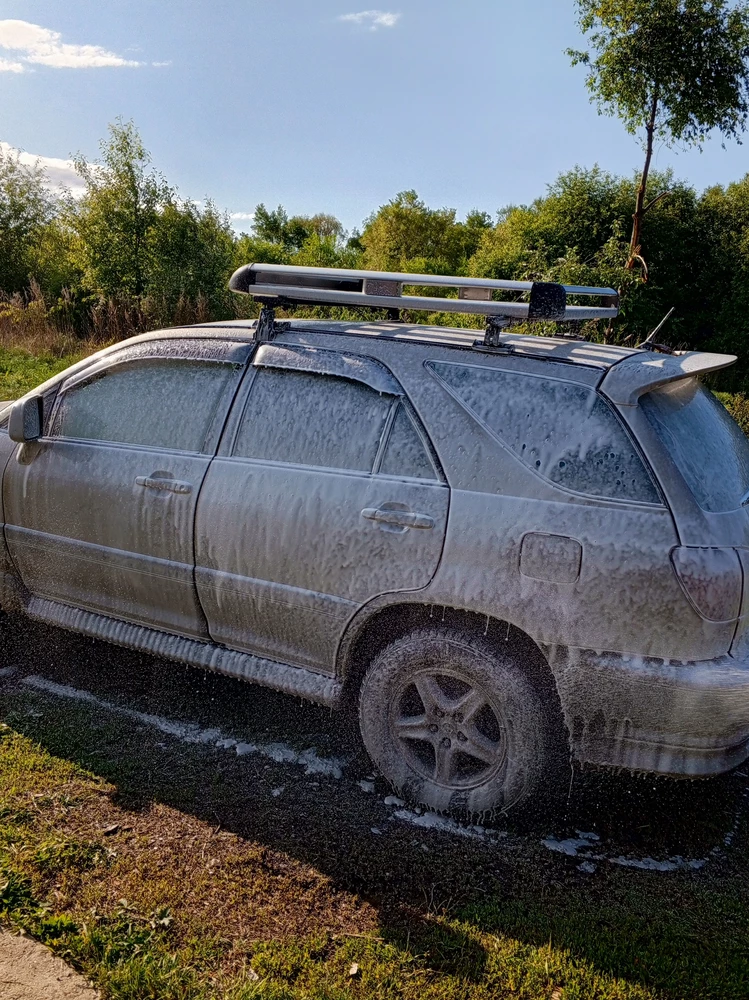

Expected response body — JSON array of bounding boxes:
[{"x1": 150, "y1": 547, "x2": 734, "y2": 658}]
[{"x1": 545, "y1": 646, "x2": 749, "y2": 777}]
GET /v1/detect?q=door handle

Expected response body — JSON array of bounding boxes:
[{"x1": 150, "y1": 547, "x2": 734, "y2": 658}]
[
  {"x1": 361, "y1": 507, "x2": 434, "y2": 530},
  {"x1": 136, "y1": 476, "x2": 192, "y2": 495}
]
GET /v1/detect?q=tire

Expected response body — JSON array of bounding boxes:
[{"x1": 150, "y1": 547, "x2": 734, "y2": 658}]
[{"x1": 358, "y1": 626, "x2": 562, "y2": 817}]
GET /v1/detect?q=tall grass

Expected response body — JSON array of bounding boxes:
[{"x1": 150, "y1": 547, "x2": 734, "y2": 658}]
[
  {"x1": 0, "y1": 282, "x2": 258, "y2": 360},
  {"x1": 0, "y1": 284, "x2": 256, "y2": 399}
]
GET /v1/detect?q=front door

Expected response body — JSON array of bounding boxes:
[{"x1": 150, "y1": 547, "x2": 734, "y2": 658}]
[
  {"x1": 195, "y1": 345, "x2": 449, "y2": 671},
  {"x1": 3, "y1": 340, "x2": 249, "y2": 637}
]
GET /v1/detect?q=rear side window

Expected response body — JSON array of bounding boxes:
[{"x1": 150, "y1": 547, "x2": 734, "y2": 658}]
[
  {"x1": 641, "y1": 379, "x2": 749, "y2": 512},
  {"x1": 233, "y1": 368, "x2": 392, "y2": 472},
  {"x1": 429, "y1": 361, "x2": 659, "y2": 503},
  {"x1": 53, "y1": 360, "x2": 235, "y2": 453},
  {"x1": 379, "y1": 404, "x2": 438, "y2": 480}
]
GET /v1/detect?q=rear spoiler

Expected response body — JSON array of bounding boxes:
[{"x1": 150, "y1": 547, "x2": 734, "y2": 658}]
[{"x1": 600, "y1": 351, "x2": 737, "y2": 406}]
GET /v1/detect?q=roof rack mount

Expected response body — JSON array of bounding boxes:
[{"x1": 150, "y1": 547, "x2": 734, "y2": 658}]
[{"x1": 229, "y1": 264, "x2": 619, "y2": 329}]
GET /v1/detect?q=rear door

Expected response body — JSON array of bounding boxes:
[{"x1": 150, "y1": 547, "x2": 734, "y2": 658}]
[
  {"x1": 195, "y1": 344, "x2": 449, "y2": 671},
  {"x1": 3, "y1": 340, "x2": 249, "y2": 637}
]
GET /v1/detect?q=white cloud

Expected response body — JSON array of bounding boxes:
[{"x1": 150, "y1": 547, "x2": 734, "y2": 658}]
[
  {"x1": 338, "y1": 10, "x2": 401, "y2": 31},
  {"x1": 0, "y1": 19, "x2": 141, "y2": 70},
  {"x1": 229, "y1": 212, "x2": 255, "y2": 232},
  {"x1": 0, "y1": 142, "x2": 87, "y2": 197},
  {"x1": 0, "y1": 56, "x2": 24, "y2": 72}
]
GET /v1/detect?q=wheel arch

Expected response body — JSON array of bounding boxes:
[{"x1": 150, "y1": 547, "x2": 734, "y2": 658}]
[{"x1": 336, "y1": 596, "x2": 561, "y2": 710}]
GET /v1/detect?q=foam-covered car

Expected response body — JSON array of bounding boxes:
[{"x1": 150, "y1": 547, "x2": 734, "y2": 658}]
[{"x1": 1, "y1": 264, "x2": 748, "y2": 816}]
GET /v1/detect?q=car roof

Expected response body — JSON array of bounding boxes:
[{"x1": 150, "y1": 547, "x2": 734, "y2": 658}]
[{"x1": 179, "y1": 319, "x2": 641, "y2": 371}]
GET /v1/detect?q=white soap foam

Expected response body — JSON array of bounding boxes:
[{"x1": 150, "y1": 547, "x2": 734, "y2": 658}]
[
  {"x1": 542, "y1": 832, "x2": 708, "y2": 872},
  {"x1": 392, "y1": 808, "x2": 496, "y2": 841},
  {"x1": 21, "y1": 675, "x2": 345, "y2": 779}
]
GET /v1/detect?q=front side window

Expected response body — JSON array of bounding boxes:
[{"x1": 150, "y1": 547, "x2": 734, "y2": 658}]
[
  {"x1": 641, "y1": 379, "x2": 749, "y2": 512},
  {"x1": 53, "y1": 359, "x2": 236, "y2": 453},
  {"x1": 233, "y1": 368, "x2": 392, "y2": 472},
  {"x1": 429, "y1": 361, "x2": 660, "y2": 503}
]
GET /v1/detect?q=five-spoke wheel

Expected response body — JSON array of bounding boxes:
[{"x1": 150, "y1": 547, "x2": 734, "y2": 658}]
[
  {"x1": 391, "y1": 670, "x2": 506, "y2": 789},
  {"x1": 359, "y1": 626, "x2": 561, "y2": 816}
]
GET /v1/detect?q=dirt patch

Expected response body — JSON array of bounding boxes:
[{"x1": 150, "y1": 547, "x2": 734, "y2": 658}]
[{"x1": 0, "y1": 928, "x2": 98, "y2": 999}]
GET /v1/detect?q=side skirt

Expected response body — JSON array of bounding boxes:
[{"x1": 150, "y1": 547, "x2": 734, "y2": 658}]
[{"x1": 24, "y1": 593, "x2": 343, "y2": 708}]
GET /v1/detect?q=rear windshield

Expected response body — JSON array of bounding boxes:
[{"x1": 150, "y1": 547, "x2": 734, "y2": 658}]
[{"x1": 641, "y1": 379, "x2": 749, "y2": 512}]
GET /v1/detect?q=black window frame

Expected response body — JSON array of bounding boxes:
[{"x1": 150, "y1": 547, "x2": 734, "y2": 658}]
[
  {"x1": 49, "y1": 350, "x2": 246, "y2": 456},
  {"x1": 227, "y1": 357, "x2": 444, "y2": 482}
]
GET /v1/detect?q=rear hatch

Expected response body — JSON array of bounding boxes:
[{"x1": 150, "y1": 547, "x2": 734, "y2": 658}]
[{"x1": 601, "y1": 350, "x2": 749, "y2": 654}]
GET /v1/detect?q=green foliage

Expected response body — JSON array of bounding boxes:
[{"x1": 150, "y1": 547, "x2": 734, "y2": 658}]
[
  {"x1": 360, "y1": 190, "x2": 490, "y2": 274},
  {"x1": 0, "y1": 346, "x2": 82, "y2": 400},
  {"x1": 569, "y1": 1, "x2": 749, "y2": 280},
  {"x1": 68, "y1": 118, "x2": 173, "y2": 298},
  {"x1": 148, "y1": 200, "x2": 236, "y2": 321},
  {"x1": 251, "y1": 205, "x2": 345, "y2": 252},
  {"x1": 715, "y1": 392, "x2": 749, "y2": 434},
  {"x1": 569, "y1": 1, "x2": 749, "y2": 144},
  {"x1": 6, "y1": 115, "x2": 749, "y2": 386},
  {"x1": 0, "y1": 148, "x2": 57, "y2": 293}
]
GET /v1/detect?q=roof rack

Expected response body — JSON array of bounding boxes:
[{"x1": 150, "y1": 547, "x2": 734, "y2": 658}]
[{"x1": 228, "y1": 263, "x2": 619, "y2": 346}]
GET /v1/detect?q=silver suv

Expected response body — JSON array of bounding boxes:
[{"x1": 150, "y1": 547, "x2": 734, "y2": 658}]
[{"x1": 2, "y1": 264, "x2": 749, "y2": 817}]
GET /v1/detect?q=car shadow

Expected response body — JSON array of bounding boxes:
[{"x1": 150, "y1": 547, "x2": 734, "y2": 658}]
[{"x1": 1, "y1": 615, "x2": 747, "y2": 997}]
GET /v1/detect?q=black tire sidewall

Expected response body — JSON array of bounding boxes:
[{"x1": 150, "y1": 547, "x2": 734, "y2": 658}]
[{"x1": 359, "y1": 627, "x2": 552, "y2": 816}]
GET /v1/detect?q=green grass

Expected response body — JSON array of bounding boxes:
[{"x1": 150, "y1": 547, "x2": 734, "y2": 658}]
[
  {"x1": 1, "y1": 719, "x2": 748, "y2": 1000},
  {"x1": 715, "y1": 391, "x2": 749, "y2": 436},
  {"x1": 0, "y1": 346, "x2": 83, "y2": 402}
]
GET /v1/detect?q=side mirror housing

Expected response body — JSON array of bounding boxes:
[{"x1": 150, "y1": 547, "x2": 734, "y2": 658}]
[{"x1": 8, "y1": 397, "x2": 42, "y2": 443}]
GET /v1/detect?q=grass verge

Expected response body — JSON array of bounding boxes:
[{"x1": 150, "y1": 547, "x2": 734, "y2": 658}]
[
  {"x1": 1, "y1": 688, "x2": 748, "y2": 1000},
  {"x1": 0, "y1": 346, "x2": 85, "y2": 401}
]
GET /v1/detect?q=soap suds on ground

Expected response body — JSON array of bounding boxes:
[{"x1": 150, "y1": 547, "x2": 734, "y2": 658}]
[
  {"x1": 542, "y1": 830, "x2": 708, "y2": 872},
  {"x1": 22, "y1": 674, "x2": 345, "y2": 779},
  {"x1": 16, "y1": 672, "x2": 746, "y2": 873}
]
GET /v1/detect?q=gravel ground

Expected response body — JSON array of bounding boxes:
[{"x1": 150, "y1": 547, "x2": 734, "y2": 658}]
[{"x1": 0, "y1": 928, "x2": 98, "y2": 999}]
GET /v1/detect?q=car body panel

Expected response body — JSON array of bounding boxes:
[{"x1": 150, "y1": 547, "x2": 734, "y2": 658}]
[
  {"x1": 4, "y1": 440, "x2": 213, "y2": 636},
  {"x1": 2, "y1": 339, "x2": 249, "y2": 638},
  {"x1": 1, "y1": 317, "x2": 748, "y2": 779}
]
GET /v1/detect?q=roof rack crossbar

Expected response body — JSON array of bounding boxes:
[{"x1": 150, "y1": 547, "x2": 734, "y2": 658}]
[{"x1": 229, "y1": 264, "x2": 619, "y2": 326}]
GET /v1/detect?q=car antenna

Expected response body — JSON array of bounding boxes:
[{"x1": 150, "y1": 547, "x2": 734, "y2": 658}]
[{"x1": 637, "y1": 307, "x2": 675, "y2": 353}]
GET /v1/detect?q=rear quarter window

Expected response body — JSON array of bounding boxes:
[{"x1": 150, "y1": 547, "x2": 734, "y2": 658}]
[{"x1": 428, "y1": 361, "x2": 660, "y2": 504}]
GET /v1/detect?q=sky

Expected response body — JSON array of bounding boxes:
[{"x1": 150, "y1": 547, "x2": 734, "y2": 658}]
[{"x1": 2, "y1": 0, "x2": 749, "y2": 234}]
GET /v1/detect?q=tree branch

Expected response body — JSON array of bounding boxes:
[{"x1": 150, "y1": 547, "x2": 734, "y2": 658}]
[{"x1": 642, "y1": 190, "x2": 671, "y2": 215}]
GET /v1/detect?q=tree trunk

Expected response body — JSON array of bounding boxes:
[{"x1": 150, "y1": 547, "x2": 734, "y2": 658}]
[{"x1": 628, "y1": 90, "x2": 659, "y2": 274}]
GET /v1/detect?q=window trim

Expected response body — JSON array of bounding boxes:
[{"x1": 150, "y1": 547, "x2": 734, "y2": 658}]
[
  {"x1": 252, "y1": 343, "x2": 403, "y2": 396},
  {"x1": 426, "y1": 358, "x2": 664, "y2": 507},
  {"x1": 48, "y1": 354, "x2": 245, "y2": 456},
  {"x1": 229, "y1": 364, "x2": 395, "y2": 474},
  {"x1": 373, "y1": 399, "x2": 444, "y2": 484}
]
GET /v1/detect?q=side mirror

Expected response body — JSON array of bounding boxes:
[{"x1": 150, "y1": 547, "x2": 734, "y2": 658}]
[{"x1": 8, "y1": 397, "x2": 42, "y2": 443}]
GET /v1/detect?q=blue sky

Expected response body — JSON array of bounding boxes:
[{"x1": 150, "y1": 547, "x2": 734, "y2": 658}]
[{"x1": 2, "y1": 1, "x2": 749, "y2": 233}]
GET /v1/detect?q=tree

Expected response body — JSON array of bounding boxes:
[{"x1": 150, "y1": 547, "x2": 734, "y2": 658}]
[
  {"x1": 569, "y1": 0, "x2": 749, "y2": 278},
  {"x1": 148, "y1": 199, "x2": 236, "y2": 320},
  {"x1": 0, "y1": 147, "x2": 56, "y2": 293},
  {"x1": 250, "y1": 204, "x2": 345, "y2": 252},
  {"x1": 360, "y1": 190, "x2": 490, "y2": 274},
  {"x1": 69, "y1": 118, "x2": 172, "y2": 297},
  {"x1": 468, "y1": 166, "x2": 702, "y2": 343}
]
